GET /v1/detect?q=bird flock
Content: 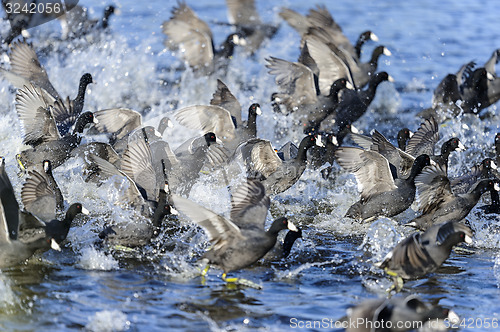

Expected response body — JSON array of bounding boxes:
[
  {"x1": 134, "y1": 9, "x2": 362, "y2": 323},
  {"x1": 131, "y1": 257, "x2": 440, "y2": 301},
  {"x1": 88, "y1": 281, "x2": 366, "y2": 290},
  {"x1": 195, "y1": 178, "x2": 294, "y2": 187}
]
[{"x1": 1, "y1": 0, "x2": 500, "y2": 330}]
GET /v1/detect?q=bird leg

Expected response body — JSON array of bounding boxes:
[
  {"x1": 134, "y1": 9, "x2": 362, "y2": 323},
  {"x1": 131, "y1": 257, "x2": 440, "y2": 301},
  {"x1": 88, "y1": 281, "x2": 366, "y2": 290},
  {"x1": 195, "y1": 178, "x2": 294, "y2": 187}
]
[
  {"x1": 16, "y1": 154, "x2": 26, "y2": 175},
  {"x1": 201, "y1": 264, "x2": 210, "y2": 276},
  {"x1": 384, "y1": 269, "x2": 404, "y2": 293},
  {"x1": 221, "y1": 273, "x2": 263, "y2": 289},
  {"x1": 197, "y1": 264, "x2": 210, "y2": 285}
]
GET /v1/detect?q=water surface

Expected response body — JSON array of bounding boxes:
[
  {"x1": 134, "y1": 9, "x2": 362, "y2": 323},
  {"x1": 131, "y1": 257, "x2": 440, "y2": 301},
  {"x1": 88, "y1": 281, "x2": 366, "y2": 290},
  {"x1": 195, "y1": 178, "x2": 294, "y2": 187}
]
[{"x1": 0, "y1": 0, "x2": 499, "y2": 331}]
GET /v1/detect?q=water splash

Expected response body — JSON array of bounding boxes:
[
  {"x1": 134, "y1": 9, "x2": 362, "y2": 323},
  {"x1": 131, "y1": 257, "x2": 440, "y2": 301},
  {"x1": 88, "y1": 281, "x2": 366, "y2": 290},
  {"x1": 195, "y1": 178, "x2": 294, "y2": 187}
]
[
  {"x1": 86, "y1": 310, "x2": 130, "y2": 332},
  {"x1": 77, "y1": 246, "x2": 119, "y2": 271}
]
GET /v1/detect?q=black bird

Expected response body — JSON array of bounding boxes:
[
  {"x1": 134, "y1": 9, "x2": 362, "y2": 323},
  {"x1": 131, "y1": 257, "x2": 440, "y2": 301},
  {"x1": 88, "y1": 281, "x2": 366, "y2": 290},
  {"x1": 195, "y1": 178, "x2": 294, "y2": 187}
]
[
  {"x1": 16, "y1": 110, "x2": 98, "y2": 170},
  {"x1": 419, "y1": 60, "x2": 497, "y2": 121},
  {"x1": 397, "y1": 128, "x2": 413, "y2": 151},
  {"x1": 404, "y1": 117, "x2": 465, "y2": 169},
  {"x1": 98, "y1": 184, "x2": 177, "y2": 248},
  {"x1": 209, "y1": 79, "x2": 262, "y2": 141},
  {"x1": 59, "y1": 4, "x2": 116, "y2": 40},
  {"x1": 1, "y1": 41, "x2": 93, "y2": 135},
  {"x1": 225, "y1": 0, "x2": 279, "y2": 54},
  {"x1": 21, "y1": 160, "x2": 64, "y2": 222},
  {"x1": 174, "y1": 101, "x2": 261, "y2": 153},
  {"x1": 335, "y1": 148, "x2": 430, "y2": 222},
  {"x1": 161, "y1": 1, "x2": 246, "y2": 75},
  {"x1": 407, "y1": 164, "x2": 500, "y2": 230},
  {"x1": 318, "y1": 72, "x2": 394, "y2": 135},
  {"x1": 234, "y1": 135, "x2": 324, "y2": 195},
  {"x1": 478, "y1": 185, "x2": 500, "y2": 214},
  {"x1": 19, "y1": 203, "x2": 89, "y2": 246},
  {"x1": 342, "y1": 295, "x2": 459, "y2": 332},
  {"x1": 450, "y1": 158, "x2": 498, "y2": 195},
  {"x1": 0, "y1": 157, "x2": 60, "y2": 268},
  {"x1": 172, "y1": 179, "x2": 297, "y2": 287},
  {"x1": 91, "y1": 108, "x2": 172, "y2": 156},
  {"x1": 266, "y1": 55, "x2": 352, "y2": 132},
  {"x1": 377, "y1": 221, "x2": 472, "y2": 291},
  {"x1": 279, "y1": 5, "x2": 379, "y2": 65},
  {"x1": 265, "y1": 227, "x2": 303, "y2": 260}
]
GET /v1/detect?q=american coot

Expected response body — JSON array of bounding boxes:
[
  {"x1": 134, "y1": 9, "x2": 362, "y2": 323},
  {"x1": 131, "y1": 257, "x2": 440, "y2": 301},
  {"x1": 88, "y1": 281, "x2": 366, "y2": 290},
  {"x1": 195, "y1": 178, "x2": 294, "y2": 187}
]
[
  {"x1": 170, "y1": 132, "x2": 229, "y2": 195},
  {"x1": 279, "y1": 5, "x2": 378, "y2": 63},
  {"x1": 342, "y1": 295, "x2": 459, "y2": 332},
  {"x1": 478, "y1": 185, "x2": 500, "y2": 214},
  {"x1": 335, "y1": 147, "x2": 430, "y2": 222},
  {"x1": 450, "y1": 158, "x2": 498, "y2": 195},
  {"x1": 171, "y1": 179, "x2": 297, "y2": 287},
  {"x1": 309, "y1": 29, "x2": 390, "y2": 89},
  {"x1": 318, "y1": 72, "x2": 394, "y2": 135},
  {"x1": 460, "y1": 67, "x2": 493, "y2": 113},
  {"x1": 87, "y1": 154, "x2": 154, "y2": 210},
  {"x1": 16, "y1": 111, "x2": 98, "y2": 170},
  {"x1": 404, "y1": 117, "x2": 465, "y2": 169},
  {"x1": 120, "y1": 136, "x2": 166, "y2": 202},
  {"x1": 397, "y1": 128, "x2": 413, "y2": 151},
  {"x1": 235, "y1": 135, "x2": 324, "y2": 195},
  {"x1": 418, "y1": 74, "x2": 462, "y2": 121},
  {"x1": 19, "y1": 203, "x2": 89, "y2": 246},
  {"x1": 304, "y1": 31, "x2": 390, "y2": 89},
  {"x1": 308, "y1": 134, "x2": 338, "y2": 169},
  {"x1": 350, "y1": 129, "x2": 416, "y2": 179},
  {"x1": 407, "y1": 164, "x2": 500, "y2": 230},
  {"x1": 209, "y1": 79, "x2": 262, "y2": 141},
  {"x1": 174, "y1": 102, "x2": 261, "y2": 153},
  {"x1": 161, "y1": 1, "x2": 246, "y2": 76},
  {"x1": 402, "y1": 117, "x2": 438, "y2": 160},
  {"x1": 21, "y1": 160, "x2": 64, "y2": 222},
  {"x1": 15, "y1": 81, "x2": 94, "y2": 147},
  {"x1": 59, "y1": 5, "x2": 115, "y2": 40},
  {"x1": 0, "y1": 157, "x2": 60, "y2": 268},
  {"x1": 486, "y1": 50, "x2": 500, "y2": 106},
  {"x1": 303, "y1": 35, "x2": 355, "y2": 96},
  {"x1": 376, "y1": 221, "x2": 472, "y2": 291},
  {"x1": 91, "y1": 108, "x2": 172, "y2": 156},
  {"x1": 87, "y1": 153, "x2": 177, "y2": 248},
  {"x1": 263, "y1": 227, "x2": 303, "y2": 261},
  {"x1": 419, "y1": 59, "x2": 497, "y2": 121},
  {"x1": 1, "y1": 41, "x2": 93, "y2": 135},
  {"x1": 98, "y1": 184, "x2": 177, "y2": 248},
  {"x1": 15, "y1": 84, "x2": 61, "y2": 148},
  {"x1": 88, "y1": 131, "x2": 225, "y2": 198},
  {"x1": 266, "y1": 55, "x2": 352, "y2": 131},
  {"x1": 225, "y1": 0, "x2": 279, "y2": 54}
]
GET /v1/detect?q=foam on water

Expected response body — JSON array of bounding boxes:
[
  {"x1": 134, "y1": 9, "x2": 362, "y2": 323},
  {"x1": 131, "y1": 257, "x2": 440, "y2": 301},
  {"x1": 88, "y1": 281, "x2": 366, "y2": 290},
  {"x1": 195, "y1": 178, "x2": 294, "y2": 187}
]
[
  {"x1": 0, "y1": 272, "x2": 17, "y2": 310},
  {"x1": 77, "y1": 247, "x2": 119, "y2": 271},
  {"x1": 85, "y1": 310, "x2": 130, "y2": 332}
]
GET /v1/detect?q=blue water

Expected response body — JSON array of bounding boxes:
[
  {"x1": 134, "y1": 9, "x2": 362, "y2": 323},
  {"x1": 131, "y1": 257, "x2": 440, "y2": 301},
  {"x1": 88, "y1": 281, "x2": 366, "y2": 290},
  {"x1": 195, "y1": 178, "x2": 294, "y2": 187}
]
[{"x1": 0, "y1": 0, "x2": 500, "y2": 331}]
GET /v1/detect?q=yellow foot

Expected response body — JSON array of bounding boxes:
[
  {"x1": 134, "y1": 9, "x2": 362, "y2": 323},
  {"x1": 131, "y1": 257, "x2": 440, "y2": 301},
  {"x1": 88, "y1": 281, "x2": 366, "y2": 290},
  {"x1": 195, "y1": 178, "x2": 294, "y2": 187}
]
[
  {"x1": 16, "y1": 154, "x2": 26, "y2": 174},
  {"x1": 112, "y1": 245, "x2": 136, "y2": 252},
  {"x1": 384, "y1": 269, "x2": 404, "y2": 294},
  {"x1": 201, "y1": 265, "x2": 210, "y2": 277},
  {"x1": 221, "y1": 273, "x2": 263, "y2": 289}
]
